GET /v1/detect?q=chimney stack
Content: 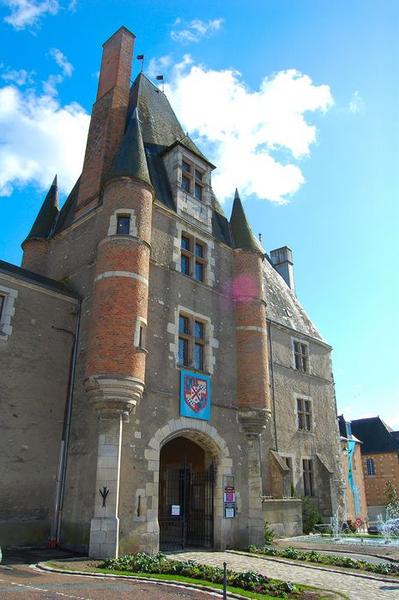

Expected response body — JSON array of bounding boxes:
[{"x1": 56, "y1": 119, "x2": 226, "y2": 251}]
[
  {"x1": 270, "y1": 246, "x2": 295, "y2": 293},
  {"x1": 75, "y1": 26, "x2": 135, "y2": 219}
]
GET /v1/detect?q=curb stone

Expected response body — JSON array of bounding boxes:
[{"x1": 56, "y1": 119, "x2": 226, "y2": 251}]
[
  {"x1": 36, "y1": 561, "x2": 247, "y2": 599},
  {"x1": 226, "y1": 550, "x2": 399, "y2": 585}
]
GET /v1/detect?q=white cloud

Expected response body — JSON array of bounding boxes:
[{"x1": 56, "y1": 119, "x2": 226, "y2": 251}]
[
  {"x1": 0, "y1": 84, "x2": 89, "y2": 196},
  {"x1": 148, "y1": 55, "x2": 172, "y2": 79},
  {"x1": 3, "y1": 0, "x2": 59, "y2": 30},
  {"x1": 164, "y1": 58, "x2": 333, "y2": 203},
  {"x1": 348, "y1": 90, "x2": 365, "y2": 114},
  {"x1": 42, "y1": 48, "x2": 73, "y2": 96},
  {"x1": 1, "y1": 67, "x2": 34, "y2": 86},
  {"x1": 49, "y1": 48, "x2": 73, "y2": 77},
  {"x1": 171, "y1": 18, "x2": 223, "y2": 44}
]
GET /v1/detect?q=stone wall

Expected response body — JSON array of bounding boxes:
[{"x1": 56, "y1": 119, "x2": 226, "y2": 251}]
[
  {"x1": 262, "y1": 498, "x2": 303, "y2": 537},
  {"x1": 0, "y1": 272, "x2": 78, "y2": 545}
]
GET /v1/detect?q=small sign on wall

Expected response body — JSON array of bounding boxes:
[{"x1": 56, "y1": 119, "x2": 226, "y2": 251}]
[
  {"x1": 224, "y1": 485, "x2": 236, "y2": 519},
  {"x1": 171, "y1": 504, "x2": 181, "y2": 516},
  {"x1": 180, "y1": 370, "x2": 211, "y2": 421}
]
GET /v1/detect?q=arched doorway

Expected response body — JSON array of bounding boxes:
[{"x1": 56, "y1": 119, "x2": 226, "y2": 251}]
[{"x1": 158, "y1": 436, "x2": 214, "y2": 550}]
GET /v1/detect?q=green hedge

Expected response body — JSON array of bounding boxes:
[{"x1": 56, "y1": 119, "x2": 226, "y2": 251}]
[
  {"x1": 247, "y1": 545, "x2": 399, "y2": 577},
  {"x1": 100, "y1": 552, "x2": 300, "y2": 598}
]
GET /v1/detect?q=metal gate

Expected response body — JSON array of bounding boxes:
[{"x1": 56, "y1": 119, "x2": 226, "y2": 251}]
[{"x1": 159, "y1": 459, "x2": 214, "y2": 550}]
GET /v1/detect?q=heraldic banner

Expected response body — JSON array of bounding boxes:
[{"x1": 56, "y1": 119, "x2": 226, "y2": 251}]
[{"x1": 180, "y1": 370, "x2": 211, "y2": 421}]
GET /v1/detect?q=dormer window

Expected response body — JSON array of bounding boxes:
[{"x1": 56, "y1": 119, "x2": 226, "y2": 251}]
[{"x1": 180, "y1": 158, "x2": 204, "y2": 202}]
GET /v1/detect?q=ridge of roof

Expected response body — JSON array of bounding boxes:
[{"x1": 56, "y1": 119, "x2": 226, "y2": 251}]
[
  {"x1": 229, "y1": 189, "x2": 264, "y2": 253},
  {"x1": 23, "y1": 176, "x2": 59, "y2": 244},
  {"x1": 106, "y1": 107, "x2": 151, "y2": 186}
]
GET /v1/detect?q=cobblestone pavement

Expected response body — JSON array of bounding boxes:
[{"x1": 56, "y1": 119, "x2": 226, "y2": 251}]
[
  {"x1": 168, "y1": 550, "x2": 399, "y2": 600},
  {"x1": 0, "y1": 563, "x2": 218, "y2": 600}
]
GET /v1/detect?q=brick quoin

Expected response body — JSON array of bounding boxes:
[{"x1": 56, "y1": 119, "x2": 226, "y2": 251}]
[{"x1": 233, "y1": 249, "x2": 271, "y2": 411}]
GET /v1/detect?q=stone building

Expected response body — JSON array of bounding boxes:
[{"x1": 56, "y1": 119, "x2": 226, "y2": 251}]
[
  {"x1": 350, "y1": 417, "x2": 399, "y2": 521},
  {"x1": 338, "y1": 415, "x2": 368, "y2": 526},
  {"x1": 0, "y1": 26, "x2": 343, "y2": 557}
]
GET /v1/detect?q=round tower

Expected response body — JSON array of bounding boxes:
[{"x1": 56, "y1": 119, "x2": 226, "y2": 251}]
[
  {"x1": 85, "y1": 107, "x2": 153, "y2": 559},
  {"x1": 230, "y1": 189, "x2": 271, "y2": 546}
]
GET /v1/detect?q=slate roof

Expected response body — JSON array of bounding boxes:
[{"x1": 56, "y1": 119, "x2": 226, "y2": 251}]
[
  {"x1": 24, "y1": 176, "x2": 59, "y2": 243},
  {"x1": 230, "y1": 189, "x2": 264, "y2": 253},
  {"x1": 0, "y1": 260, "x2": 78, "y2": 299},
  {"x1": 106, "y1": 107, "x2": 151, "y2": 185},
  {"x1": 350, "y1": 417, "x2": 399, "y2": 454},
  {"x1": 263, "y1": 255, "x2": 324, "y2": 341}
]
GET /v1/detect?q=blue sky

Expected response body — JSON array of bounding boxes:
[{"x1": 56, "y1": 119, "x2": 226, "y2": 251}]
[{"x1": 0, "y1": 0, "x2": 398, "y2": 427}]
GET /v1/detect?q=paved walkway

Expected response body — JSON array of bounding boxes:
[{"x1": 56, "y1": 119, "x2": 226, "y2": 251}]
[{"x1": 168, "y1": 550, "x2": 399, "y2": 600}]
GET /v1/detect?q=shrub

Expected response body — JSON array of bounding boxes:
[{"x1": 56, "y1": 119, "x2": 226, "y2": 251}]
[
  {"x1": 302, "y1": 497, "x2": 323, "y2": 534},
  {"x1": 100, "y1": 552, "x2": 300, "y2": 597},
  {"x1": 247, "y1": 545, "x2": 399, "y2": 577},
  {"x1": 264, "y1": 520, "x2": 276, "y2": 544}
]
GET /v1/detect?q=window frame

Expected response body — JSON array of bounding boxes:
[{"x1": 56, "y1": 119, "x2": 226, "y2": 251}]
[
  {"x1": 366, "y1": 457, "x2": 376, "y2": 476},
  {"x1": 302, "y1": 458, "x2": 314, "y2": 497},
  {"x1": 180, "y1": 157, "x2": 205, "y2": 201},
  {"x1": 292, "y1": 338, "x2": 310, "y2": 373},
  {"x1": 178, "y1": 312, "x2": 207, "y2": 372},
  {"x1": 180, "y1": 233, "x2": 207, "y2": 283},
  {"x1": 0, "y1": 285, "x2": 18, "y2": 343},
  {"x1": 116, "y1": 214, "x2": 131, "y2": 235},
  {"x1": 296, "y1": 395, "x2": 313, "y2": 432}
]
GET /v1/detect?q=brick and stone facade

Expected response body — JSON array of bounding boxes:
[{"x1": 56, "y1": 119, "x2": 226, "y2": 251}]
[{"x1": 0, "y1": 26, "x2": 344, "y2": 557}]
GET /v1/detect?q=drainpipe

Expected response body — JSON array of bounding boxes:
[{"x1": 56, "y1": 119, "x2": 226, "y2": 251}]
[
  {"x1": 49, "y1": 299, "x2": 81, "y2": 547},
  {"x1": 267, "y1": 321, "x2": 278, "y2": 452}
]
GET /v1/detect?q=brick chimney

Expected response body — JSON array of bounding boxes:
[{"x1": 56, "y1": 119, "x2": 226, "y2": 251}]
[
  {"x1": 270, "y1": 246, "x2": 295, "y2": 293},
  {"x1": 75, "y1": 26, "x2": 135, "y2": 219}
]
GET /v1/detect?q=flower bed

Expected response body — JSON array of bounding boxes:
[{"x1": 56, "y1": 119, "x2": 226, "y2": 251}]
[
  {"x1": 100, "y1": 552, "x2": 323, "y2": 598},
  {"x1": 247, "y1": 545, "x2": 399, "y2": 577}
]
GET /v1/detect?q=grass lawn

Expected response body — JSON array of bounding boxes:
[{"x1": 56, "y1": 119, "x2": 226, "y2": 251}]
[{"x1": 44, "y1": 560, "x2": 344, "y2": 600}]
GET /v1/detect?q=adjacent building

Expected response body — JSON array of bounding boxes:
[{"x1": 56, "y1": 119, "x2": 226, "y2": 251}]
[
  {"x1": 0, "y1": 26, "x2": 344, "y2": 557},
  {"x1": 350, "y1": 417, "x2": 399, "y2": 521}
]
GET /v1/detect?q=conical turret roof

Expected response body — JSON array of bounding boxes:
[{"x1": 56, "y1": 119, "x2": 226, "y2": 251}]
[
  {"x1": 229, "y1": 189, "x2": 264, "y2": 253},
  {"x1": 24, "y1": 175, "x2": 59, "y2": 243},
  {"x1": 106, "y1": 107, "x2": 151, "y2": 186}
]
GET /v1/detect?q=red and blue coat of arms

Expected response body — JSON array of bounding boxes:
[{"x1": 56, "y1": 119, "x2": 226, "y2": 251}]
[{"x1": 180, "y1": 370, "x2": 211, "y2": 420}]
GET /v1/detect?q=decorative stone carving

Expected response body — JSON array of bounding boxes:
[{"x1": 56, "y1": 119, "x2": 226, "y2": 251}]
[
  {"x1": 85, "y1": 374, "x2": 144, "y2": 421},
  {"x1": 238, "y1": 408, "x2": 271, "y2": 436}
]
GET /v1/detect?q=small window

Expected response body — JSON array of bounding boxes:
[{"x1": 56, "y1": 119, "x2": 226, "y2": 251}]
[
  {"x1": 181, "y1": 235, "x2": 190, "y2": 251},
  {"x1": 182, "y1": 175, "x2": 190, "y2": 192},
  {"x1": 366, "y1": 458, "x2": 376, "y2": 476},
  {"x1": 138, "y1": 324, "x2": 146, "y2": 349},
  {"x1": 178, "y1": 313, "x2": 206, "y2": 372},
  {"x1": 182, "y1": 161, "x2": 191, "y2": 174},
  {"x1": 195, "y1": 169, "x2": 203, "y2": 182},
  {"x1": 297, "y1": 397, "x2": 312, "y2": 431},
  {"x1": 116, "y1": 215, "x2": 130, "y2": 235},
  {"x1": 303, "y1": 459, "x2": 314, "y2": 496},
  {"x1": 294, "y1": 340, "x2": 309, "y2": 372},
  {"x1": 194, "y1": 182, "x2": 203, "y2": 201}
]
